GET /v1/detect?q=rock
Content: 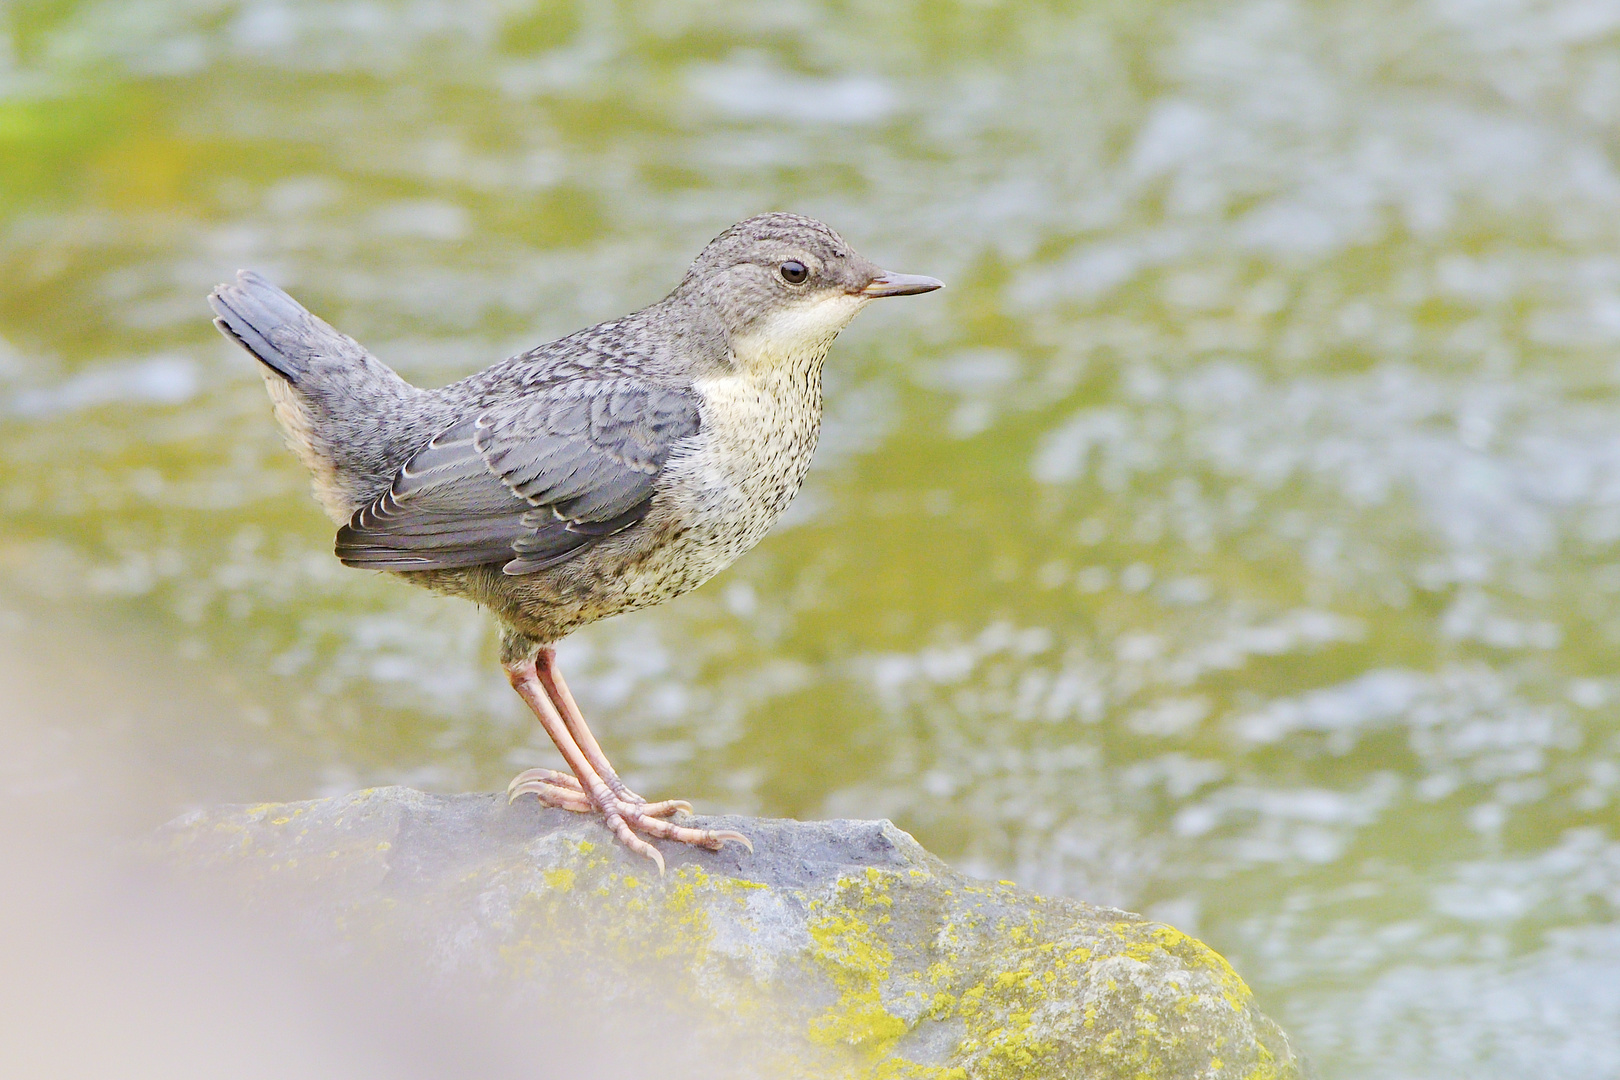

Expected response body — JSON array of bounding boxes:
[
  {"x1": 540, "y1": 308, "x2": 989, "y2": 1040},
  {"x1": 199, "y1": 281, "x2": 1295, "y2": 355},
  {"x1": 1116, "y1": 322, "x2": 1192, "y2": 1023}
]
[{"x1": 157, "y1": 786, "x2": 1305, "y2": 1079}]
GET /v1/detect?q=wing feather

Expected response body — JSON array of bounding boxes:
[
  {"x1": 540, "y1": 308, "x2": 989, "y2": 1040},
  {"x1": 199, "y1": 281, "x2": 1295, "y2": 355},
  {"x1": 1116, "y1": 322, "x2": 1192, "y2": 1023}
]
[{"x1": 335, "y1": 381, "x2": 699, "y2": 574}]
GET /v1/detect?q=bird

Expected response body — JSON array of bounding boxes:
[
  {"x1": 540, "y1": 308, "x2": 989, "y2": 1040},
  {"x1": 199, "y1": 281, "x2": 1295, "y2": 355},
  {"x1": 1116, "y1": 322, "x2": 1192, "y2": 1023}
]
[{"x1": 208, "y1": 213, "x2": 942, "y2": 870}]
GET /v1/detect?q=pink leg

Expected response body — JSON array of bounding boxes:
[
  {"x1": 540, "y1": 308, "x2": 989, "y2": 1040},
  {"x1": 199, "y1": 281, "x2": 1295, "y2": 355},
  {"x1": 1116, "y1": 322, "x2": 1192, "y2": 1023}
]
[
  {"x1": 535, "y1": 647, "x2": 693, "y2": 817},
  {"x1": 503, "y1": 655, "x2": 751, "y2": 871}
]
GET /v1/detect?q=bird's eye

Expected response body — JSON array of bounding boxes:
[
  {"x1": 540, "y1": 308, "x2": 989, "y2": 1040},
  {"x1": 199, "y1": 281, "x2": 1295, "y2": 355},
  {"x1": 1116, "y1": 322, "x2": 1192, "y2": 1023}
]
[{"x1": 779, "y1": 260, "x2": 809, "y2": 284}]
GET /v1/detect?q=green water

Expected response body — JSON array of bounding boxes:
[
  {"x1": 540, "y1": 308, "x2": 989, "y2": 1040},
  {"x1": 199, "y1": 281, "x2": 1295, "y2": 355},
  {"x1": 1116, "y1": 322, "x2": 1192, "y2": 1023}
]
[{"x1": 5, "y1": 1, "x2": 1620, "y2": 1073}]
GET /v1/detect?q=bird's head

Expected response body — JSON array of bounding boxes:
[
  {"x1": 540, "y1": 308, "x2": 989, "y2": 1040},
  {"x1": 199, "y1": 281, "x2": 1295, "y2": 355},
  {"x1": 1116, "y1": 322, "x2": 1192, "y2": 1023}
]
[{"x1": 671, "y1": 212, "x2": 942, "y2": 371}]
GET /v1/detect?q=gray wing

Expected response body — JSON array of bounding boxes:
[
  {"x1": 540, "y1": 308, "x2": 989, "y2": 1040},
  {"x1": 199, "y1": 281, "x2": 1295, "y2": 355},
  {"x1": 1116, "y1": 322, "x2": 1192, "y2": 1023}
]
[{"x1": 334, "y1": 381, "x2": 700, "y2": 575}]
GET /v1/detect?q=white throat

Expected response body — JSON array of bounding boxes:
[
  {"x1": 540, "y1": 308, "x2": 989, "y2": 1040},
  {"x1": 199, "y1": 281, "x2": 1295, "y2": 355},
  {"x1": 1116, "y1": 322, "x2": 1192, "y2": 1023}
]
[{"x1": 729, "y1": 291, "x2": 869, "y2": 372}]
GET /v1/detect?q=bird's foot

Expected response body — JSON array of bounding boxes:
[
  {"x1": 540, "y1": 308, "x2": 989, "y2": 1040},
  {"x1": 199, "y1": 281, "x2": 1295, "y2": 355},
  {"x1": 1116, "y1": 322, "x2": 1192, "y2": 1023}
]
[
  {"x1": 594, "y1": 791, "x2": 754, "y2": 874},
  {"x1": 506, "y1": 767, "x2": 749, "y2": 873},
  {"x1": 506, "y1": 767, "x2": 692, "y2": 817}
]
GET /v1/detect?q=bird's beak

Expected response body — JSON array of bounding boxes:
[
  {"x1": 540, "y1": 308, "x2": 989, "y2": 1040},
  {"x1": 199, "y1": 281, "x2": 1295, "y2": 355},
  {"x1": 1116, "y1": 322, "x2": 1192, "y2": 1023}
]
[{"x1": 857, "y1": 271, "x2": 945, "y2": 298}]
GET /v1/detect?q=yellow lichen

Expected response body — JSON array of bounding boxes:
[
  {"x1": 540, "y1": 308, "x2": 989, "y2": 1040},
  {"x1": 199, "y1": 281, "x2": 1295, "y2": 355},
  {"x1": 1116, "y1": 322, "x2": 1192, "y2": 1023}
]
[{"x1": 805, "y1": 870, "x2": 909, "y2": 1061}]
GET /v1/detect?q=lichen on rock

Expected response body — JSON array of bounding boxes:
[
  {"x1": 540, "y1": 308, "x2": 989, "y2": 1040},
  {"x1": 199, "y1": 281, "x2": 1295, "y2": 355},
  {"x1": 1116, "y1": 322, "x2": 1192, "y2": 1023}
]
[{"x1": 158, "y1": 786, "x2": 1304, "y2": 1079}]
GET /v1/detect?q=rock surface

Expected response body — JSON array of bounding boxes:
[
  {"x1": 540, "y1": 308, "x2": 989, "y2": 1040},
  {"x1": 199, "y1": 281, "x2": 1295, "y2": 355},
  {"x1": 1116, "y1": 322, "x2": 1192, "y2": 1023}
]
[{"x1": 159, "y1": 787, "x2": 1304, "y2": 1079}]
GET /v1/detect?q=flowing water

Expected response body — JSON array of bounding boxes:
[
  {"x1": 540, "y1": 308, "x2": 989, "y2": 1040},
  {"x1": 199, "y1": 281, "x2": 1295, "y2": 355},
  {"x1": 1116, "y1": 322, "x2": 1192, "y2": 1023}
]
[{"x1": 5, "y1": 1, "x2": 1620, "y2": 1074}]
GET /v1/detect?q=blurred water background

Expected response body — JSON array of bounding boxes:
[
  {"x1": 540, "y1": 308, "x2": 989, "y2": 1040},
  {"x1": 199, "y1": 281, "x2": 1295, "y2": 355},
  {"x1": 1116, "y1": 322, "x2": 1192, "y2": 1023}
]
[{"x1": 4, "y1": 1, "x2": 1620, "y2": 1075}]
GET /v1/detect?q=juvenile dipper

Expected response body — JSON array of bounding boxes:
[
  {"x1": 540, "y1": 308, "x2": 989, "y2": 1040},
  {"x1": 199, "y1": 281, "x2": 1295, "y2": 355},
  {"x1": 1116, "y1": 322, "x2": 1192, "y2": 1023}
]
[{"x1": 209, "y1": 213, "x2": 941, "y2": 869}]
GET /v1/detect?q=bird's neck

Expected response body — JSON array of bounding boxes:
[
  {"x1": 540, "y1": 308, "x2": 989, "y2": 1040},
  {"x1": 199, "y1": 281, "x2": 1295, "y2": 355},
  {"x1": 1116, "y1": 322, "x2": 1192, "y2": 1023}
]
[
  {"x1": 725, "y1": 292, "x2": 865, "y2": 381},
  {"x1": 695, "y1": 313, "x2": 836, "y2": 448},
  {"x1": 728, "y1": 331, "x2": 834, "y2": 387}
]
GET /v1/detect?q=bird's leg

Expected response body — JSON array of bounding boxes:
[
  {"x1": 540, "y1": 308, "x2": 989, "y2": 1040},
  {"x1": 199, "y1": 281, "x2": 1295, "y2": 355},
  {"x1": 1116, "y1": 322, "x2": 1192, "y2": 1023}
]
[
  {"x1": 503, "y1": 654, "x2": 752, "y2": 871},
  {"x1": 534, "y1": 646, "x2": 691, "y2": 817},
  {"x1": 499, "y1": 629, "x2": 598, "y2": 809},
  {"x1": 504, "y1": 655, "x2": 666, "y2": 867}
]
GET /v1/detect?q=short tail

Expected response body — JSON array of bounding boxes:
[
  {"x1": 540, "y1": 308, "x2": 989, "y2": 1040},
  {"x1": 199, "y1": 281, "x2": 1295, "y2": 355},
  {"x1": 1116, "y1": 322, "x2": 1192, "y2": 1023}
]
[
  {"x1": 206, "y1": 270, "x2": 429, "y2": 522},
  {"x1": 208, "y1": 270, "x2": 334, "y2": 384}
]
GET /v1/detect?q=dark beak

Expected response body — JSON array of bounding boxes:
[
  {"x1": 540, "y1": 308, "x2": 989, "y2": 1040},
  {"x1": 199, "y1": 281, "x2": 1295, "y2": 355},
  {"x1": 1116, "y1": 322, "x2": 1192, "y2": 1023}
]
[{"x1": 858, "y1": 271, "x2": 945, "y2": 298}]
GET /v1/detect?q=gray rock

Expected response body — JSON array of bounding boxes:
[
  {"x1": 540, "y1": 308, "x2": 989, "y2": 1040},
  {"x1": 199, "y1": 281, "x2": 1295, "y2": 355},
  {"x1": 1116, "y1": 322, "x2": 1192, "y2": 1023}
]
[{"x1": 158, "y1": 786, "x2": 1305, "y2": 1079}]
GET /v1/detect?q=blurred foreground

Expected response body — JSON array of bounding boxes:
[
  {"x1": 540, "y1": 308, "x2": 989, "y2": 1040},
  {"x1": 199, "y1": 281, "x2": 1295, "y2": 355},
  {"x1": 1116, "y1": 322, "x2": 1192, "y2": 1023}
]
[{"x1": 0, "y1": 608, "x2": 695, "y2": 1079}]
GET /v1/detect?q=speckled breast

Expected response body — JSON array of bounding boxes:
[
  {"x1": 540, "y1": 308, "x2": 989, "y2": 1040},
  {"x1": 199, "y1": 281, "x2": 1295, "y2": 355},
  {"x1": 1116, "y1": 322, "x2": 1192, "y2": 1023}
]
[{"x1": 609, "y1": 362, "x2": 824, "y2": 609}]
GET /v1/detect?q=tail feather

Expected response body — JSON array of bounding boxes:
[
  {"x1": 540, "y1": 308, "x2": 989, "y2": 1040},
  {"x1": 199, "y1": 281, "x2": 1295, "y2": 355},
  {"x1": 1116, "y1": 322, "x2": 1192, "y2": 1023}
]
[
  {"x1": 209, "y1": 270, "x2": 349, "y2": 384},
  {"x1": 206, "y1": 270, "x2": 440, "y2": 523}
]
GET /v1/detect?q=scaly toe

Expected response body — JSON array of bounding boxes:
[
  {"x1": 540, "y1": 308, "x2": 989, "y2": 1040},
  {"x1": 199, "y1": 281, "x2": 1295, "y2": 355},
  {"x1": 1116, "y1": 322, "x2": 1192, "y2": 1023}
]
[
  {"x1": 626, "y1": 812, "x2": 752, "y2": 853},
  {"x1": 508, "y1": 776, "x2": 594, "y2": 813},
  {"x1": 506, "y1": 767, "x2": 585, "y2": 801},
  {"x1": 637, "y1": 798, "x2": 694, "y2": 818},
  {"x1": 604, "y1": 812, "x2": 666, "y2": 874}
]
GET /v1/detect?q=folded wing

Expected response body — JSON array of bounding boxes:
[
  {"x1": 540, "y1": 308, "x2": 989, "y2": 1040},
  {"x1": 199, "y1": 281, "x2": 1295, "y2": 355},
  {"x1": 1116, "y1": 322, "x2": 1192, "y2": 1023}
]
[{"x1": 335, "y1": 381, "x2": 700, "y2": 575}]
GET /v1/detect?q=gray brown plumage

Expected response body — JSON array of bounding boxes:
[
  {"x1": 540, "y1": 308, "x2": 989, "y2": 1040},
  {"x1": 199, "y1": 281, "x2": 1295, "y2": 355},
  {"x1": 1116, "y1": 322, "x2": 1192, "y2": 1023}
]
[{"x1": 209, "y1": 213, "x2": 942, "y2": 869}]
